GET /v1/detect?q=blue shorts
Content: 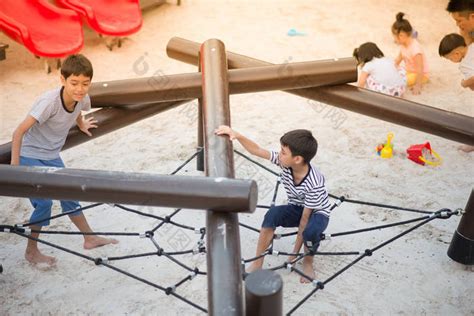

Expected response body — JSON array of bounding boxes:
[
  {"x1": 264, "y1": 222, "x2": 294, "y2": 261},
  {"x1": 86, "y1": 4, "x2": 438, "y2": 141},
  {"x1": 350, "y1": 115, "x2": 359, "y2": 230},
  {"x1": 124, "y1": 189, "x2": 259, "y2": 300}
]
[
  {"x1": 262, "y1": 204, "x2": 329, "y2": 251},
  {"x1": 20, "y1": 156, "x2": 82, "y2": 227}
]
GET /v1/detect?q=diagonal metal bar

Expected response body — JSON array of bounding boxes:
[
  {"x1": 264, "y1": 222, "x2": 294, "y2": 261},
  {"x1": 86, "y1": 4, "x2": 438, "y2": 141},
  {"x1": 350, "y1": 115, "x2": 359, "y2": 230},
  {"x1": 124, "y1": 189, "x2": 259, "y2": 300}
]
[
  {"x1": 0, "y1": 100, "x2": 189, "y2": 164},
  {"x1": 88, "y1": 58, "x2": 356, "y2": 107},
  {"x1": 166, "y1": 37, "x2": 474, "y2": 146}
]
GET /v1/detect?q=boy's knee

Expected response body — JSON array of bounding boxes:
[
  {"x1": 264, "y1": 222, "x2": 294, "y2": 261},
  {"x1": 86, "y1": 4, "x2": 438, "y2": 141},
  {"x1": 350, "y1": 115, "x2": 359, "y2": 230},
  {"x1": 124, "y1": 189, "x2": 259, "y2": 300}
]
[
  {"x1": 303, "y1": 226, "x2": 324, "y2": 250},
  {"x1": 302, "y1": 229, "x2": 310, "y2": 241},
  {"x1": 302, "y1": 228, "x2": 317, "y2": 243},
  {"x1": 61, "y1": 200, "x2": 81, "y2": 214},
  {"x1": 262, "y1": 208, "x2": 278, "y2": 228},
  {"x1": 36, "y1": 199, "x2": 53, "y2": 210},
  {"x1": 31, "y1": 200, "x2": 53, "y2": 226}
]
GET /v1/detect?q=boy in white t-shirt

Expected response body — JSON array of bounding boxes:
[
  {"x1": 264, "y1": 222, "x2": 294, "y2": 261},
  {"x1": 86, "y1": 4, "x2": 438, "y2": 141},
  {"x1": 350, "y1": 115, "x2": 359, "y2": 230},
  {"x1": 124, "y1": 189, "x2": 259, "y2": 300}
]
[
  {"x1": 439, "y1": 33, "x2": 474, "y2": 153},
  {"x1": 11, "y1": 54, "x2": 119, "y2": 266},
  {"x1": 439, "y1": 33, "x2": 474, "y2": 90}
]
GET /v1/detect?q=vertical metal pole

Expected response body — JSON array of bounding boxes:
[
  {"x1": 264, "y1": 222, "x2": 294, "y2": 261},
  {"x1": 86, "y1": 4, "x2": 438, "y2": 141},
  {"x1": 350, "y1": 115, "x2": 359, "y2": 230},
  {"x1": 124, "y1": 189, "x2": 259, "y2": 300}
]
[
  {"x1": 245, "y1": 270, "x2": 283, "y2": 316},
  {"x1": 197, "y1": 51, "x2": 205, "y2": 171},
  {"x1": 448, "y1": 189, "x2": 474, "y2": 265},
  {"x1": 200, "y1": 39, "x2": 243, "y2": 315},
  {"x1": 197, "y1": 99, "x2": 204, "y2": 171}
]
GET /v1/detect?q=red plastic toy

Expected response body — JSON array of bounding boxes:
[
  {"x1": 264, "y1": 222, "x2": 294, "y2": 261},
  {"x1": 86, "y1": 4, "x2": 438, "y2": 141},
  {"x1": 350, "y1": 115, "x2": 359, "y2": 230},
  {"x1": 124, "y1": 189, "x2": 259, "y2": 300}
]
[
  {"x1": 406, "y1": 142, "x2": 442, "y2": 166},
  {"x1": 55, "y1": 0, "x2": 143, "y2": 36},
  {"x1": 0, "y1": 0, "x2": 83, "y2": 57}
]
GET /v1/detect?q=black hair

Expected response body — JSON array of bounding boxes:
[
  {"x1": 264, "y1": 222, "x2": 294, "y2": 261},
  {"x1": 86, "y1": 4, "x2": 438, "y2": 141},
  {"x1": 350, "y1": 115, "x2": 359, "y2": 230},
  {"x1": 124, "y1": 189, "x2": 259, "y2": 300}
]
[
  {"x1": 353, "y1": 42, "x2": 384, "y2": 66},
  {"x1": 392, "y1": 12, "x2": 413, "y2": 35},
  {"x1": 439, "y1": 33, "x2": 467, "y2": 56},
  {"x1": 446, "y1": 0, "x2": 474, "y2": 15},
  {"x1": 280, "y1": 129, "x2": 318, "y2": 163},
  {"x1": 61, "y1": 54, "x2": 93, "y2": 80}
]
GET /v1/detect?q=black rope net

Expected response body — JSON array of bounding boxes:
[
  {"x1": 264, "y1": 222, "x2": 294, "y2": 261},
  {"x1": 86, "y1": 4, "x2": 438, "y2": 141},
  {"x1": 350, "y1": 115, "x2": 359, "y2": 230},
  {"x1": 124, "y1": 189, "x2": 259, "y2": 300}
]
[{"x1": 0, "y1": 148, "x2": 462, "y2": 315}]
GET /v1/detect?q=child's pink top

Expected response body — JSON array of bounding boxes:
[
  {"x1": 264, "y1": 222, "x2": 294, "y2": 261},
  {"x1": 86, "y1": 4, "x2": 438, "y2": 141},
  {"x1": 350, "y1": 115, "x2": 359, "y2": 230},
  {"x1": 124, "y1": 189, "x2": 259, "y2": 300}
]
[{"x1": 400, "y1": 39, "x2": 429, "y2": 75}]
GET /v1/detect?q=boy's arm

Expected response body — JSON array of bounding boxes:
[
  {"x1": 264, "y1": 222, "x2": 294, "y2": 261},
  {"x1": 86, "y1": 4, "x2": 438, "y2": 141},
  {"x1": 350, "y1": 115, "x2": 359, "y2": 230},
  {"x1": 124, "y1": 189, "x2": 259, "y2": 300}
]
[
  {"x1": 76, "y1": 113, "x2": 98, "y2": 137},
  {"x1": 461, "y1": 75, "x2": 474, "y2": 89},
  {"x1": 215, "y1": 125, "x2": 270, "y2": 160},
  {"x1": 291, "y1": 207, "x2": 313, "y2": 258},
  {"x1": 11, "y1": 115, "x2": 37, "y2": 165}
]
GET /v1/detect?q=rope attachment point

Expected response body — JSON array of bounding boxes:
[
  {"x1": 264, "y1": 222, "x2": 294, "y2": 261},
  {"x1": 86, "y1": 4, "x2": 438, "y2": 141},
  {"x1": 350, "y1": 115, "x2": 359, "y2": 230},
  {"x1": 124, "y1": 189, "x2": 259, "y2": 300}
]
[{"x1": 312, "y1": 280, "x2": 324, "y2": 289}]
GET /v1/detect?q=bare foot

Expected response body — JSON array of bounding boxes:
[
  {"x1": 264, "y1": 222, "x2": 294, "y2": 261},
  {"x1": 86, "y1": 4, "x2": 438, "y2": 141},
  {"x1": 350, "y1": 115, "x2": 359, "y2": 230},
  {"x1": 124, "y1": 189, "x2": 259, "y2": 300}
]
[
  {"x1": 84, "y1": 236, "x2": 119, "y2": 250},
  {"x1": 287, "y1": 255, "x2": 297, "y2": 264},
  {"x1": 246, "y1": 262, "x2": 262, "y2": 274},
  {"x1": 458, "y1": 145, "x2": 474, "y2": 153},
  {"x1": 300, "y1": 260, "x2": 315, "y2": 284},
  {"x1": 25, "y1": 250, "x2": 57, "y2": 266}
]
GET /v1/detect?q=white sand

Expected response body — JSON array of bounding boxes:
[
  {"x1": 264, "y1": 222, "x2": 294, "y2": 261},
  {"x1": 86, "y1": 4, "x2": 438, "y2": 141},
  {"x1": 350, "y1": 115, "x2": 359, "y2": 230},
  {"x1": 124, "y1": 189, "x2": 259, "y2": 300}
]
[{"x1": 0, "y1": 0, "x2": 473, "y2": 315}]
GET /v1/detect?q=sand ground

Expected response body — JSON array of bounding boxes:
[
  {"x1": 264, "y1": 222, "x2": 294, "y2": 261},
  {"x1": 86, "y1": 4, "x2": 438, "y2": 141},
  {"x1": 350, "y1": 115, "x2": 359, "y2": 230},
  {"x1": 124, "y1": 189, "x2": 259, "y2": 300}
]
[{"x1": 0, "y1": 0, "x2": 473, "y2": 315}]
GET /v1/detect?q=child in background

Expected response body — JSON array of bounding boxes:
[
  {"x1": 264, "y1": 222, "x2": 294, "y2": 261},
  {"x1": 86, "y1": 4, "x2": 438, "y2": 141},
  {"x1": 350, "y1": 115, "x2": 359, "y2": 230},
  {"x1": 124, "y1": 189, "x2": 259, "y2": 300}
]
[
  {"x1": 439, "y1": 33, "x2": 474, "y2": 90},
  {"x1": 447, "y1": 0, "x2": 474, "y2": 44},
  {"x1": 439, "y1": 33, "x2": 474, "y2": 153},
  {"x1": 353, "y1": 42, "x2": 406, "y2": 97},
  {"x1": 392, "y1": 12, "x2": 429, "y2": 95}
]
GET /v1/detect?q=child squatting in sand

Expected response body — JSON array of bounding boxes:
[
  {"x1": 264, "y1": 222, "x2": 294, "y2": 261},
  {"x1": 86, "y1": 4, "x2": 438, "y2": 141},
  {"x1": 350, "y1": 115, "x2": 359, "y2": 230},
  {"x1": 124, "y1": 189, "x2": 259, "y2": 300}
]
[{"x1": 215, "y1": 125, "x2": 332, "y2": 283}]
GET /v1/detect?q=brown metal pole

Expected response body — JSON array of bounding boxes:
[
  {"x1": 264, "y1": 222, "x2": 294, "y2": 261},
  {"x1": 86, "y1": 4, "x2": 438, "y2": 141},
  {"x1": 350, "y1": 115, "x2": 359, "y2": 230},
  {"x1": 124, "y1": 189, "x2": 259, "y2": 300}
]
[
  {"x1": 245, "y1": 269, "x2": 283, "y2": 316},
  {"x1": 88, "y1": 58, "x2": 356, "y2": 107},
  {"x1": 447, "y1": 189, "x2": 474, "y2": 265},
  {"x1": 197, "y1": 51, "x2": 204, "y2": 171},
  {"x1": 201, "y1": 39, "x2": 244, "y2": 315},
  {"x1": 90, "y1": 73, "x2": 197, "y2": 107},
  {"x1": 197, "y1": 98, "x2": 204, "y2": 171},
  {"x1": 166, "y1": 37, "x2": 474, "y2": 146},
  {"x1": 0, "y1": 165, "x2": 257, "y2": 212},
  {"x1": 0, "y1": 100, "x2": 188, "y2": 164}
]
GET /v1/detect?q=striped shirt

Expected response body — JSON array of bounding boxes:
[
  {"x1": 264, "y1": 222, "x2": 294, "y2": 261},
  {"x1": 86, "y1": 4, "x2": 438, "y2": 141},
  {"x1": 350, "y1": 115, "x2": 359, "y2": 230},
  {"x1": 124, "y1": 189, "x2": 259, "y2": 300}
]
[{"x1": 270, "y1": 151, "x2": 332, "y2": 217}]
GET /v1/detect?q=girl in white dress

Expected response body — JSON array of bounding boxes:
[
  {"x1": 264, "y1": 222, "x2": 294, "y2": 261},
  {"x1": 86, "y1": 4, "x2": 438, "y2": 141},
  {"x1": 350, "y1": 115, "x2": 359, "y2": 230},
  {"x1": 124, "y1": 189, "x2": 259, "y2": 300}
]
[{"x1": 353, "y1": 42, "x2": 406, "y2": 97}]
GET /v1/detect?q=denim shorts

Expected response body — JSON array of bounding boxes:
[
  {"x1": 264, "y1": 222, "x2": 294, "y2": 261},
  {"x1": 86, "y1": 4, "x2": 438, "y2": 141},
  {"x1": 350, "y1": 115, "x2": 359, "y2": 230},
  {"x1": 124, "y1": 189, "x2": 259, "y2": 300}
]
[
  {"x1": 20, "y1": 156, "x2": 82, "y2": 226},
  {"x1": 262, "y1": 204, "x2": 329, "y2": 251}
]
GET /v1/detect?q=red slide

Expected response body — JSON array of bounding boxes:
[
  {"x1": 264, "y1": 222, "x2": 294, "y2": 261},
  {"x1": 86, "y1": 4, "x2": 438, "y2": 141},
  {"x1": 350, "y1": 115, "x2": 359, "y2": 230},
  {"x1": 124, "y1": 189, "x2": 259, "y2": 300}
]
[
  {"x1": 56, "y1": 0, "x2": 143, "y2": 36},
  {"x1": 0, "y1": 0, "x2": 83, "y2": 57}
]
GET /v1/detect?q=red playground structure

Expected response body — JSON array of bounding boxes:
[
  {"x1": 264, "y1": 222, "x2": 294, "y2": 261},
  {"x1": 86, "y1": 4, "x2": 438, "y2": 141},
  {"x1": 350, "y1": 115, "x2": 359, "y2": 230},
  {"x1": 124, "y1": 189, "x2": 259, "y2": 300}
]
[
  {"x1": 56, "y1": 0, "x2": 142, "y2": 36},
  {"x1": 0, "y1": 0, "x2": 143, "y2": 58},
  {"x1": 0, "y1": 0, "x2": 83, "y2": 58}
]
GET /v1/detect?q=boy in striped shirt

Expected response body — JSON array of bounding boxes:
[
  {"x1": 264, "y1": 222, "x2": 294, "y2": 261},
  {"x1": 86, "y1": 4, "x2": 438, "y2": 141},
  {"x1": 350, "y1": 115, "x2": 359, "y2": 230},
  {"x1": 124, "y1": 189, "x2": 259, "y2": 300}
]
[{"x1": 215, "y1": 126, "x2": 331, "y2": 283}]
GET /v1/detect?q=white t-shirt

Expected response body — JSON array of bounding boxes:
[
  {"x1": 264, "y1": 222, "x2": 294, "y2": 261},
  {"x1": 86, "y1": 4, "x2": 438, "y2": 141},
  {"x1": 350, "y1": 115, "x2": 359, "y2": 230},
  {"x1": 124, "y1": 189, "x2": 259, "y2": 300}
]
[
  {"x1": 459, "y1": 43, "x2": 474, "y2": 79},
  {"x1": 21, "y1": 87, "x2": 91, "y2": 160},
  {"x1": 362, "y1": 57, "x2": 405, "y2": 88}
]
